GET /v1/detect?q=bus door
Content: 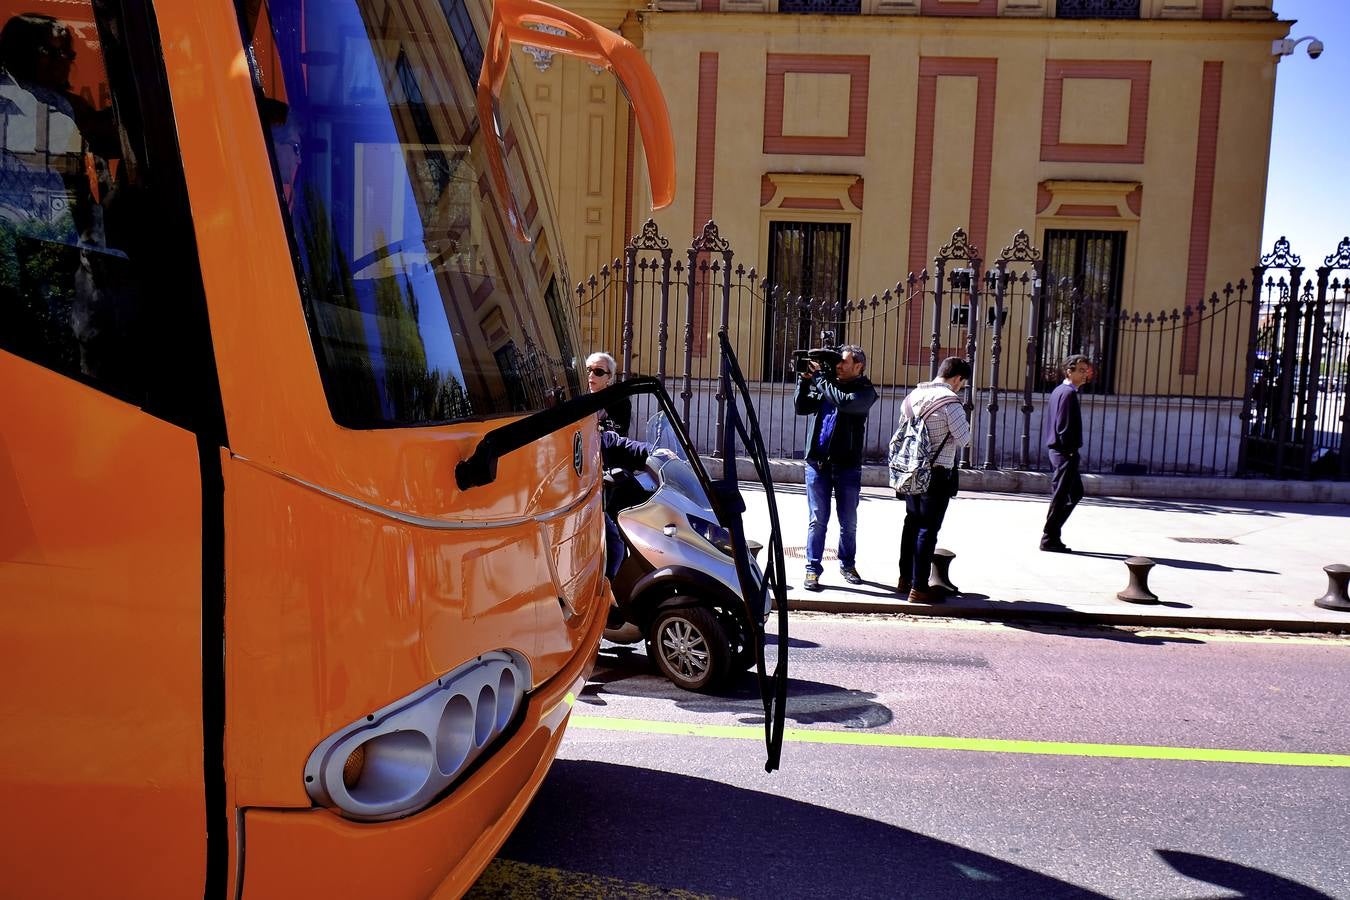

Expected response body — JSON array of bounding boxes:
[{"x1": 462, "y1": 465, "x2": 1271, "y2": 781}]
[{"x1": 0, "y1": 0, "x2": 225, "y2": 895}]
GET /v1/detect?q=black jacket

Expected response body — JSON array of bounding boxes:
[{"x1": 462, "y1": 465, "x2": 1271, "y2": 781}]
[
  {"x1": 600, "y1": 429, "x2": 651, "y2": 470},
  {"x1": 794, "y1": 373, "x2": 878, "y2": 468},
  {"x1": 600, "y1": 396, "x2": 632, "y2": 437}
]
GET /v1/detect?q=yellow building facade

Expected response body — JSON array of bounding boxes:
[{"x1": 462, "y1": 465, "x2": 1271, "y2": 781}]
[{"x1": 520, "y1": 0, "x2": 1289, "y2": 396}]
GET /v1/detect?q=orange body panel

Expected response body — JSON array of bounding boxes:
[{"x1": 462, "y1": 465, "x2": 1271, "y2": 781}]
[
  {"x1": 241, "y1": 597, "x2": 605, "y2": 898},
  {"x1": 2, "y1": 0, "x2": 668, "y2": 893},
  {"x1": 152, "y1": 0, "x2": 616, "y2": 893},
  {"x1": 0, "y1": 354, "x2": 206, "y2": 898},
  {"x1": 222, "y1": 452, "x2": 605, "y2": 808}
]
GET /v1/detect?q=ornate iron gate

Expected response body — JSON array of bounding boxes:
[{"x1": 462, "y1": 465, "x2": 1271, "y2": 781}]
[{"x1": 1239, "y1": 237, "x2": 1350, "y2": 479}]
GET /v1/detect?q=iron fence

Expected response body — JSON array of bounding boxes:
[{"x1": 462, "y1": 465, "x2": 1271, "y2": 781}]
[
  {"x1": 1240, "y1": 237, "x2": 1350, "y2": 479},
  {"x1": 575, "y1": 220, "x2": 1349, "y2": 479}
]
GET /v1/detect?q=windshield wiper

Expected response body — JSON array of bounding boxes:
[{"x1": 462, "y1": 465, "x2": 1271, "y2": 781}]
[
  {"x1": 455, "y1": 377, "x2": 698, "y2": 490},
  {"x1": 716, "y1": 332, "x2": 789, "y2": 773}
]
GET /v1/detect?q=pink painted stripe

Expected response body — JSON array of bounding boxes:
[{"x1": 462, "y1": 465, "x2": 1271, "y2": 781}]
[
  {"x1": 1040, "y1": 60, "x2": 1151, "y2": 164},
  {"x1": 1181, "y1": 61, "x2": 1223, "y2": 375},
  {"x1": 624, "y1": 108, "x2": 635, "y2": 243},
  {"x1": 693, "y1": 53, "x2": 719, "y2": 357},
  {"x1": 1056, "y1": 204, "x2": 1120, "y2": 218},
  {"x1": 920, "y1": 0, "x2": 997, "y2": 13},
  {"x1": 906, "y1": 57, "x2": 997, "y2": 363},
  {"x1": 693, "y1": 52, "x2": 718, "y2": 236}
]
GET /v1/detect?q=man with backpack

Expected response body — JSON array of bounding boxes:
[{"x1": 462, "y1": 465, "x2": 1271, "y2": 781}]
[
  {"x1": 794, "y1": 344, "x2": 878, "y2": 591},
  {"x1": 889, "y1": 356, "x2": 971, "y2": 603}
]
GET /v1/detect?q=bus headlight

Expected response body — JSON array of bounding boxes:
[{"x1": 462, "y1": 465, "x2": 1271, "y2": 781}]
[{"x1": 304, "y1": 651, "x2": 530, "y2": 821}]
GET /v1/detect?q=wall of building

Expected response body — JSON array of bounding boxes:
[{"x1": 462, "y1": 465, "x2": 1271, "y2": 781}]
[{"x1": 523, "y1": 5, "x2": 1289, "y2": 393}]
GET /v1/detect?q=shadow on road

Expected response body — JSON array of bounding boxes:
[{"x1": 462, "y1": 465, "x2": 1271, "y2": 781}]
[
  {"x1": 1006, "y1": 622, "x2": 1205, "y2": 645},
  {"x1": 1072, "y1": 550, "x2": 1278, "y2": 575},
  {"x1": 474, "y1": 761, "x2": 1331, "y2": 899},
  {"x1": 1154, "y1": 849, "x2": 1335, "y2": 899},
  {"x1": 584, "y1": 649, "x2": 893, "y2": 729}
]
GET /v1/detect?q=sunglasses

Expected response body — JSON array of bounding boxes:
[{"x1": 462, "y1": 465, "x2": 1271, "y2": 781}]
[
  {"x1": 588, "y1": 367, "x2": 610, "y2": 377},
  {"x1": 38, "y1": 45, "x2": 77, "y2": 61}
]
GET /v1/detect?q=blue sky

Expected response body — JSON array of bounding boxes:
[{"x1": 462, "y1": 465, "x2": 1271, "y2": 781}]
[{"x1": 1263, "y1": 0, "x2": 1349, "y2": 265}]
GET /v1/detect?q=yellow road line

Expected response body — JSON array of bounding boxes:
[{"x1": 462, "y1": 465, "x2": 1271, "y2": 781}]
[
  {"x1": 570, "y1": 715, "x2": 1350, "y2": 768},
  {"x1": 802, "y1": 615, "x2": 1350, "y2": 646},
  {"x1": 468, "y1": 859, "x2": 725, "y2": 899}
]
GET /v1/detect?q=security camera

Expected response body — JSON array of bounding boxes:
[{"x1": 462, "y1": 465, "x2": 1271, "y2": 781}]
[{"x1": 1273, "y1": 35, "x2": 1325, "y2": 60}]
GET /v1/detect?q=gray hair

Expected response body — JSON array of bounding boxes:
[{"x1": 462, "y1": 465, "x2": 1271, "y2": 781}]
[
  {"x1": 840, "y1": 344, "x2": 865, "y2": 370},
  {"x1": 585, "y1": 351, "x2": 617, "y2": 376}
]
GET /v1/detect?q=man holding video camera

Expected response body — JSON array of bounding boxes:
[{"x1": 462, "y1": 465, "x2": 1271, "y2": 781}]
[{"x1": 793, "y1": 342, "x2": 878, "y2": 591}]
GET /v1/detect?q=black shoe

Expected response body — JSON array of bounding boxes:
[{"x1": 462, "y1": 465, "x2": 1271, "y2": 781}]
[
  {"x1": 804, "y1": 572, "x2": 822, "y2": 592},
  {"x1": 1040, "y1": 541, "x2": 1072, "y2": 553},
  {"x1": 840, "y1": 566, "x2": 863, "y2": 585}
]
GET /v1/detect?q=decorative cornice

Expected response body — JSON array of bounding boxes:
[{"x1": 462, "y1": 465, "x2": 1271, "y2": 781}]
[
  {"x1": 1037, "y1": 180, "x2": 1143, "y2": 221},
  {"x1": 760, "y1": 173, "x2": 864, "y2": 213}
]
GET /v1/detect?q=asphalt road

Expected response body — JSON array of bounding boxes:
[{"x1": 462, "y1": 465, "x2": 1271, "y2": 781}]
[{"x1": 470, "y1": 615, "x2": 1350, "y2": 899}]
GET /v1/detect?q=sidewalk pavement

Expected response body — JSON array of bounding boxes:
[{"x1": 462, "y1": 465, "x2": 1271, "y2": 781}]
[{"x1": 735, "y1": 483, "x2": 1350, "y2": 633}]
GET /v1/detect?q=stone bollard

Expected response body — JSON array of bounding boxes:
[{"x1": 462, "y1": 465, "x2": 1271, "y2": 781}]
[
  {"x1": 1116, "y1": 556, "x2": 1159, "y2": 604},
  {"x1": 1314, "y1": 564, "x2": 1350, "y2": 611},
  {"x1": 930, "y1": 549, "x2": 959, "y2": 595}
]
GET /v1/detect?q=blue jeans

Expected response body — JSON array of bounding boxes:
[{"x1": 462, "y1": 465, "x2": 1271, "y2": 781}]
[{"x1": 804, "y1": 460, "x2": 862, "y2": 574}]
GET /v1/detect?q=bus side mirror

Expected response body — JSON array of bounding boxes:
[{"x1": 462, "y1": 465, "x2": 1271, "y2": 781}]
[{"x1": 477, "y1": 0, "x2": 676, "y2": 241}]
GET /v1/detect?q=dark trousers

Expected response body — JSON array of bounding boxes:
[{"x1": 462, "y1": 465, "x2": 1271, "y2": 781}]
[
  {"x1": 900, "y1": 467, "x2": 954, "y2": 590},
  {"x1": 1043, "y1": 450, "x2": 1083, "y2": 544},
  {"x1": 604, "y1": 513, "x2": 624, "y2": 579}
]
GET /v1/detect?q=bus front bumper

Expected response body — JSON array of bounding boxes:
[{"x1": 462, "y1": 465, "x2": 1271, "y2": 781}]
[{"x1": 237, "y1": 583, "x2": 608, "y2": 899}]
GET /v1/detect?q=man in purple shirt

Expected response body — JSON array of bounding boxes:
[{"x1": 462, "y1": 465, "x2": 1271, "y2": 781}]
[{"x1": 1041, "y1": 354, "x2": 1095, "y2": 552}]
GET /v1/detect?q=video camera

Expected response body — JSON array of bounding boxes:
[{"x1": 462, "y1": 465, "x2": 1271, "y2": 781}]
[{"x1": 792, "y1": 330, "x2": 842, "y2": 377}]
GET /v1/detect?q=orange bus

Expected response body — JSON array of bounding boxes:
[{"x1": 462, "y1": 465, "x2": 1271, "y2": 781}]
[{"x1": 0, "y1": 0, "x2": 749, "y2": 895}]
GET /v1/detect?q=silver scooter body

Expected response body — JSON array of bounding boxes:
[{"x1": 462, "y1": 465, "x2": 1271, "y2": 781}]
[{"x1": 603, "y1": 412, "x2": 768, "y2": 690}]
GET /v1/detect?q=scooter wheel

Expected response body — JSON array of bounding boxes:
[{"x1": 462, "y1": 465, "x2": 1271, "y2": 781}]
[{"x1": 647, "y1": 605, "x2": 730, "y2": 692}]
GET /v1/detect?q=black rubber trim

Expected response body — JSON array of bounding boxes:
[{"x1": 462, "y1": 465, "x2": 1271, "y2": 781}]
[
  {"x1": 103, "y1": 1, "x2": 231, "y2": 894},
  {"x1": 199, "y1": 440, "x2": 228, "y2": 898},
  {"x1": 628, "y1": 566, "x2": 744, "y2": 621}
]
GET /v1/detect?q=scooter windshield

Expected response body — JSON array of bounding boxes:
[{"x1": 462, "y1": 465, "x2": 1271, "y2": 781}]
[
  {"x1": 643, "y1": 411, "x2": 710, "y2": 512},
  {"x1": 643, "y1": 410, "x2": 688, "y2": 462}
]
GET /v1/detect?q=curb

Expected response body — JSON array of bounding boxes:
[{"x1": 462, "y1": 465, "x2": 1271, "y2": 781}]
[
  {"x1": 781, "y1": 597, "x2": 1350, "y2": 634},
  {"x1": 703, "y1": 456, "x2": 1350, "y2": 503}
]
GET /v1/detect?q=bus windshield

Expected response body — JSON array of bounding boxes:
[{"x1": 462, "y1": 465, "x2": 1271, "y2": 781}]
[{"x1": 239, "y1": 0, "x2": 580, "y2": 428}]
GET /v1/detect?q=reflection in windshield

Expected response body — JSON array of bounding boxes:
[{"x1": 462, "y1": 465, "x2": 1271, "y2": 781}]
[
  {"x1": 241, "y1": 0, "x2": 581, "y2": 428},
  {"x1": 644, "y1": 410, "x2": 689, "y2": 461},
  {"x1": 0, "y1": 8, "x2": 139, "y2": 395}
]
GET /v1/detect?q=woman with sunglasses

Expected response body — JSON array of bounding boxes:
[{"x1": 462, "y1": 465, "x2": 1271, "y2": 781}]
[{"x1": 586, "y1": 351, "x2": 631, "y2": 437}]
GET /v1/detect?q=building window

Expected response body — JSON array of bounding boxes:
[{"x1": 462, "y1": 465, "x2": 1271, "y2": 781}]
[
  {"x1": 1038, "y1": 229, "x2": 1125, "y2": 391},
  {"x1": 1055, "y1": 0, "x2": 1141, "y2": 18},
  {"x1": 764, "y1": 220, "x2": 851, "y2": 381},
  {"x1": 779, "y1": 0, "x2": 862, "y2": 13}
]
